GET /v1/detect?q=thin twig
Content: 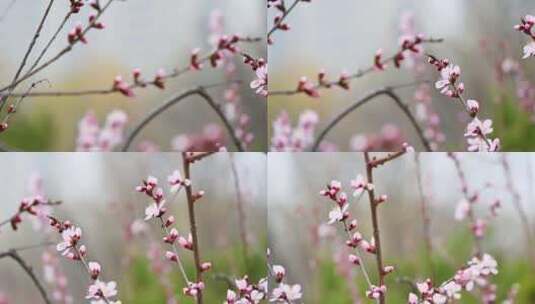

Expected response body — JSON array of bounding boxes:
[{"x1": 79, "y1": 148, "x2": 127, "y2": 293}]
[
  {"x1": 267, "y1": 0, "x2": 302, "y2": 40},
  {"x1": 501, "y1": 154, "x2": 535, "y2": 264},
  {"x1": 414, "y1": 154, "x2": 435, "y2": 281},
  {"x1": 0, "y1": 0, "x2": 54, "y2": 113},
  {"x1": 0, "y1": 250, "x2": 52, "y2": 304},
  {"x1": 311, "y1": 86, "x2": 432, "y2": 152},
  {"x1": 229, "y1": 154, "x2": 249, "y2": 269},
  {"x1": 269, "y1": 39, "x2": 443, "y2": 96},
  {"x1": 121, "y1": 84, "x2": 244, "y2": 152},
  {"x1": 26, "y1": 11, "x2": 74, "y2": 74},
  {"x1": 447, "y1": 153, "x2": 482, "y2": 257},
  {"x1": 0, "y1": 0, "x2": 116, "y2": 93},
  {"x1": 6, "y1": 37, "x2": 262, "y2": 98},
  {"x1": 0, "y1": 0, "x2": 17, "y2": 22}
]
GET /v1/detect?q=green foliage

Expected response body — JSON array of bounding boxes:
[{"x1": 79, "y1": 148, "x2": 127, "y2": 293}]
[
  {"x1": 121, "y1": 243, "x2": 267, "y2": 303},
  {"x1": 304, "y1": 230, "x2": 535, "y2": 303},
  {"x1": 494, "y1": 98, "x2": 535, "y2": 150},
  {"x1": 0, "y1": 112, "x2": 54, "y2": 151}
]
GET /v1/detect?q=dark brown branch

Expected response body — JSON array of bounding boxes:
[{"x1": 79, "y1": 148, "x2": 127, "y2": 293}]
[
  {"x1": 363, "y1": 152, "x2": 386, "y2": 304},
  {"x1": 182, "y1": 153, "x2": 204, "y2": 304},
  {"x1": 121, "y1": 84, "x2": 244, "y2": 152},
  {"x1": 311, "y1": 86, "x2": 432, "y2": 152},
  {"x1": 0, "y1": 250, "x2": 52, "y2": 304}
]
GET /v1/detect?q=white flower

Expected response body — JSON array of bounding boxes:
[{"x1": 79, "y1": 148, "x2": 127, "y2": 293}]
[
  {"x1": 56, "y1": 226, "x2": 82, "y2": 255},
  {"x1": 86, "y1": 280, "x2": 118, "y2": 300},
  {"x1": 270, "y1": 283, "x2": 302, "y2": 302},
  {"x1": 144, "y1": 201, "x2": 165, "y2": 221},
  {"x1": 465, "y1": 118, "x2": 493, "y2": 137},
  {"x1": 168, "y1": 170, "x2": 190, "y2": 193},
  {"x1": 327, "y1": 203, "x2": 348, "y2": 224},
  {"x1": 88, "y1": 262, "x2": 101, "y2": 279},
  {"x1": 442, "y1": 281, "x2": 461, "y2": 300},
  {"x1": 250, "y1": 65, "x2": 268, "y2": 97},
  {"x1": 454, "y1": 198, "x2": 470, "y2": 221},
  {"x1": 350, "y1": 174, "x2": 374, "y2": 196},
  {"x1": 523, "y1": 42, "x2": 535, "y2": 59}
]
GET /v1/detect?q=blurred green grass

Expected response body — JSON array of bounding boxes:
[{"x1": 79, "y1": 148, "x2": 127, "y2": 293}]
[
  {"x1": 310, "y1": 230, "x2": 535, "y2": 303},
  {"x1": 121, "y1": 243, "x2": 266, "y2": 303},
  {"x1": 494, "y1": 97, "x2": 535, "y2": 151}
]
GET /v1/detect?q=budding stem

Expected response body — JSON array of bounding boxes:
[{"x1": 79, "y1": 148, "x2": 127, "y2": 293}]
[
  {"x1": 182, "y1": 152, "x2": 204, "y2": 304},
  {"x1": 364, "y1": 152, "x2": 386, "y2": 304}
]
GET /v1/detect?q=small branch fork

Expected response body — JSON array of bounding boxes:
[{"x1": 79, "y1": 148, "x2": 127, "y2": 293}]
[
  {"x1": 121, "y1": 83, "x2": 244, "y2": 152},
  {"x1": 0, "y1": 249, "x2": 52, "y2": 304},
  {"x1": 311, "y1": 84, "x2": 432, "y2": 152}
]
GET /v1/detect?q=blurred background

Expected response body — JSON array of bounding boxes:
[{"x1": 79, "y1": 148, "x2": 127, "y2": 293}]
[
  {"x1": 0, "y1": 0, "x2": 266, "y2": 151},
  {"x1": 269, "y1": 0, "x2": 535, "y2": 151},
  {"x1": 0, "y1": 152, "x2": 266, "y2": 303},
  {"x1": 268, "y1": 152, "x2": 535, "y2": 303}
]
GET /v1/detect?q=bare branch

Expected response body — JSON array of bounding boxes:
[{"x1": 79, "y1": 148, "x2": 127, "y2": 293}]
[
  {"x1": 121, "y1": 83, "x2": 245, "y2": 152},
  {"x1": 311, "y1": 85, "x2": 432, "y2": 152},
  {"x1": 0, "y1": 250, "x2": 52, "y2": 304}
]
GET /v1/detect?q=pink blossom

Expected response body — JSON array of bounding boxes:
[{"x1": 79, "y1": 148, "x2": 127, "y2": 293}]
[
  {"x1": 167, "y1": 170, "x2": 190, "y2": 193},
  {"x1": 523, "y1": 42, "x2": 535, "y2": 59},
  {"x1": 250, "y1": 64, "x2": 268, "y2": 97},
  {"x1": 88, "y1": 262, "x2": 101, "y2": 280},
  {"x1": 86, "y1": 280, "x2": 118, "y2": 301},
  {"x1": 56, "y1": 226, "x2": 82, "y2": 256},
  {"x1": 270, "y1": 283, "x2": 302, "y2": 302},
  {"x1": 144, "y1": 201, "x2": 166, "y2": 221},
  {"x1": 165, "y1": 251, "x2": 179, "y2": 263}
]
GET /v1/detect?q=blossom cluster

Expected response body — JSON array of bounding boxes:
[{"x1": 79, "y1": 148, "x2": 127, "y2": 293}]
[
  {"x1": 67, "y1": 1, "x2": 106, "y2": 45},
  {"x1": 224, "y1": 276, "x2": 267, "y2": 304},
  {"x1": 269, "y1": 264, "x2": 303, "y2": 303},
  {"x1": 49, "y1": 217, "x2": 121, "y2": 304},
  {"x1": 76, "y1": 110, "x2": 127, "y2": 151},
  {"x1": 320, "y1": 178, "x2": 394, "y2": 300},
  {"x1": 514, "y1": 15, "x2": 535, "y2": 59},
  {"x1": 6, "y1": 196, "x2": 57, "y2": 231},
  {"x1": 267, "y1": 0, "x2": 311, "y2": 44},
  {"x1": 429, "y1": 56, "x2": 500, "y2": 151},
  {"x1": 136, "y1": 172, "x2": 211, "y2": 299},
  {"x1": 171, "y1": 124, "x2": 226, "y2": 152},
  {"x1": 408, "y1": 254, "x2": 499, "y2": 304},
  {"x1": 350, "y1": 124, "x2": 406, "y2": 152},
  {"x1": 270, "y1": 110, "x2": 319, "y2": 151}
]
